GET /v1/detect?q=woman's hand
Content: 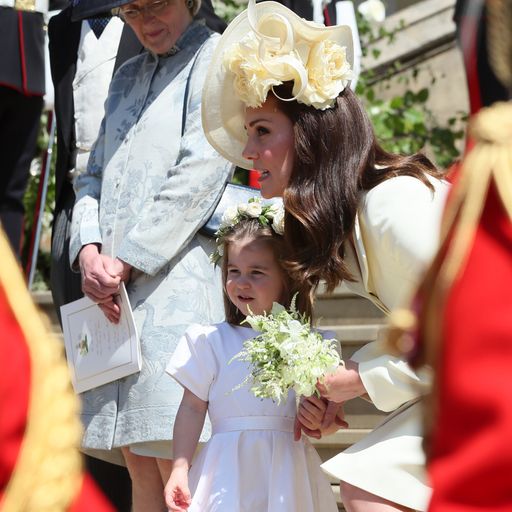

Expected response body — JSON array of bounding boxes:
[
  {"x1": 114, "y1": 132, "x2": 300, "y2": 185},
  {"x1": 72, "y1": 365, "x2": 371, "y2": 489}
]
[
  {"x1": 164, "y1": 465, "x2": 192, "y2": 511},
  {"x1": 79, "y1": 244, "x2": 121, "y2": 303},
  {"x1": 105, "y1": 257, "x2": 132, "y2": 283},
  {"x1": 316, "y1": 360, "x2": 366, "y2": 403},
  {"x1": 97, "y1": 295, "x2": 121, "y2": 324}
]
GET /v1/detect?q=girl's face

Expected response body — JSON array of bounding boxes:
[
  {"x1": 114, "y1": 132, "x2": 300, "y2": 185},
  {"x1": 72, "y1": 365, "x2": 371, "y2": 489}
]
[
  {"x1": 242, "y1": 95, "x2": 295, "y2": 199},
  {"x1": 225, "y1": 238, "x2": 286, "y2": 317}
]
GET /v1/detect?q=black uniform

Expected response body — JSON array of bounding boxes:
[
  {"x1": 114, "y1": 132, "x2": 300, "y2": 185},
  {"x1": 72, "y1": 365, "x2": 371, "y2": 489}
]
[{"x1": 0, "y1": 6, "x2": 46, "y2": 256}]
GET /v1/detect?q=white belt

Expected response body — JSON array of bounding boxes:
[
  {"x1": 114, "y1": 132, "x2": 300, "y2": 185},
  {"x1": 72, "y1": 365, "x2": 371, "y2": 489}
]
[
  {"x1": 212, "y1": 416, "x2": 294, "y2": 435},
  {"x1": 0, "y1": 0, "x2": 48, "y2": 13}
]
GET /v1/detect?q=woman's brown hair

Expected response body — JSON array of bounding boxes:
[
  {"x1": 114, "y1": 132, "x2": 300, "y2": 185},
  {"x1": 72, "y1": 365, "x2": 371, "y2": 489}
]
[
  {"x1": 220, "y1": 217, "x2": 313, "y2": 324},
  {"x1": 271, "y1": 83, "x2": 445, "y2": 295}
]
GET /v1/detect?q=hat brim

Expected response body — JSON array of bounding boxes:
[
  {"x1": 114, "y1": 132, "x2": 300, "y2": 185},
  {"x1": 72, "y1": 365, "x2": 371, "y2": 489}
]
[
  {"x1": 71, "y1": 0, "x2": 132, "y2": 20},
  {"x1": 202, "y1": 1, "x2": 354, "y2": 170}
]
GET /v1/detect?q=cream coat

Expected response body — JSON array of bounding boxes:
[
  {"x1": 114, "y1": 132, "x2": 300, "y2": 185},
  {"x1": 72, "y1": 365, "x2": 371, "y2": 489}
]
[{"x1": 322, "y1": 175, "x2": 450, "y2": 511}]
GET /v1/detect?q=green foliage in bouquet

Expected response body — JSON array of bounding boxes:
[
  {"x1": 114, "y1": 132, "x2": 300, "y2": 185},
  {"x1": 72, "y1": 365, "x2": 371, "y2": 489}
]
[{"x1": 231, "y1": 296, "x2": 341, "y2": 404}]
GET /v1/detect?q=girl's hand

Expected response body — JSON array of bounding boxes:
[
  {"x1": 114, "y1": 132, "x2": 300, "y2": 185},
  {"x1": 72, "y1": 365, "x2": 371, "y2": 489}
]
[
  {"x1": 294, "y1": 397, "x2": 348, "y2": 440},
  {"x1": 294, "y1": 395, "x2": 328, "y2": 440},
  {"x1": 321, "y1": 403, "x2": 348, "y2": 435},
  {"x1": 164, "y1": 467, "x2": 192, "y2": 511},
  {"x1": 316, "y1": 361, "x2": 366, "y2": 403}
]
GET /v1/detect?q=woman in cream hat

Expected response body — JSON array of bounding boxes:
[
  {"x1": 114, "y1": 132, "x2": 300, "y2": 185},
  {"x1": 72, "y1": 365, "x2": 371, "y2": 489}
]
[
  {"x1": 69, "y1": 0, "x2": 232, "y2": 509},
  {"x1": 202, "y1": 1, "x2": 450, "y2": 510}
]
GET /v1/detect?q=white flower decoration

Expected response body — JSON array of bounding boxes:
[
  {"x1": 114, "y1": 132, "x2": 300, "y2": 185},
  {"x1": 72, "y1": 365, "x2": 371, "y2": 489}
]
[
  {"x1": 271, "y1": 206, "x2": 285, "y2": 235},
  {"x1": 230, "y1": 294, "x2": 342, "y2": 404},
  {"x1": 358, "y1": 0, "x2": 386, "y2": 23},
  {"x1": 237, "y1": 202, "x2": 250, "y2": 215},
  {"x1": 221, "y1": 205, "x2": 239, "y2": 228},
  {"x1": 301, "y1": 40, "x2": 353, "y2": 110},
  {"x1": 224, "y1": 34, "x2": 282, "y2": 108},
  {"x1": 266, "y1": 202, "x2": 282, "y2": 219},
  {"x1": 246, "y1": 201, "x2": 263, "y2": 217}
]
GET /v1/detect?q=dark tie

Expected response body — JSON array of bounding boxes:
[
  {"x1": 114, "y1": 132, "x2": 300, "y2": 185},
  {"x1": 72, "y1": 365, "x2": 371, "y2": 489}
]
[{"x1": 88, "y1": 16, "x2": 110, "y2": 38}]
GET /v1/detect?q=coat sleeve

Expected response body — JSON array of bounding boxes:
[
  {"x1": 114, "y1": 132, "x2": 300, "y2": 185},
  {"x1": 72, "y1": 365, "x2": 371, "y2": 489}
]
[
  {"x1": 352, "y1": 176, "x2": 449, "y2": 411},
  {"x1": 68, "y1": 115, "x2": 105, "y2": 268},
  {"x1": 115, "y1": 36, "x2": 233, "y2": 275}
]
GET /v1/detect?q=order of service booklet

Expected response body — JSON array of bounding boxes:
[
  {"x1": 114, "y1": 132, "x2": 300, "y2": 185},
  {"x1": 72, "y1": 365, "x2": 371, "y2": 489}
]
[{"x1": 60, "y1": 283, "x2": 141, "y2": 394}]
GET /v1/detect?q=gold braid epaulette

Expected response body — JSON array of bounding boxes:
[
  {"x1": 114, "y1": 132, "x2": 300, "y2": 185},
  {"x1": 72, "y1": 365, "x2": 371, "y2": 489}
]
[
  {"x1": 438, "y1": 101, "x2": 512, "y2": 287},
  {"x1": 0, "y1": 230, "x2": 83, "y2": 512}
]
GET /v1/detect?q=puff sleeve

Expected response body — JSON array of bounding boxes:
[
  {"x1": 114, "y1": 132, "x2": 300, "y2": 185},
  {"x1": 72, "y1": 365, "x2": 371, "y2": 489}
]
[{"x1": 166, "y1": 325, "x2": 218, "y2": 402}]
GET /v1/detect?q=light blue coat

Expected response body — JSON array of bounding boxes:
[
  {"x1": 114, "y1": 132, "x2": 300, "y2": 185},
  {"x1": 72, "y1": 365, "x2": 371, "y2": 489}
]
[{"x1": 69, "y1": 22, "x2": 233, "y2": 463}]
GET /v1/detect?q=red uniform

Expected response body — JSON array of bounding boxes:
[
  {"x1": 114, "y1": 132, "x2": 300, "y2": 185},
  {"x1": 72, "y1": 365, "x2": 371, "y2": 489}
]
[
  {"x1": 427, "y1": 179, "x2": 512, "y2": 510},
  {"x1": 0, "y1": 228, "x2": 114, "y2": 512},
  {"x1": 411, "y1": 2, "x2": 512, "y2": 509}
]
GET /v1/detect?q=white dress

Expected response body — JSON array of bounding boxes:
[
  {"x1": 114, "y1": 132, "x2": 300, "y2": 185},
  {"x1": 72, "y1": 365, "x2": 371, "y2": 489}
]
[{"x1": 166, "y1": 322, "x2": 338, "y2": 512}]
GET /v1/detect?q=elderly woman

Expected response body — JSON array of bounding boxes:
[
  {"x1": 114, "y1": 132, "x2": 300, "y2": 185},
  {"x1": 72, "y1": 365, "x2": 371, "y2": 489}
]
[{"x1": 69, "y1": 0, "x2": 232, "y2": 509}]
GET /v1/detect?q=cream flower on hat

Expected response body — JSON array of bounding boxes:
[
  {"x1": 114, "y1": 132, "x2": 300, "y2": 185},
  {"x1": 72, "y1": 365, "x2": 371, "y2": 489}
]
[
  {"x1": 224, "y1": 34, "x2": 283, "y2": 108},
  {"x1": 303, "y1": 40, "x2": 353, "y2": 109},
  {"x1": 201, "y1": 0, "x2": 354, "y2": 169},
  {"x1": 223, "y1": 0, "x2": 353, "y2": 110}
]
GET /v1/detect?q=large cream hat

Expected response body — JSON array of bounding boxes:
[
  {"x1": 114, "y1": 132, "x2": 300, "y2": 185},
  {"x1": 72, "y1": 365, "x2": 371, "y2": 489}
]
[{"x1": 202, "y1": 0, "x2": 354, "y2": 169}]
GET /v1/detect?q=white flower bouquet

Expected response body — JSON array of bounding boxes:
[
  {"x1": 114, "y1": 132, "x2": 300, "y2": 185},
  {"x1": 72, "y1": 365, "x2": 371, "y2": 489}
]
[{"x1": 231, "y1": 298, "x2": 341, "y2": 404}]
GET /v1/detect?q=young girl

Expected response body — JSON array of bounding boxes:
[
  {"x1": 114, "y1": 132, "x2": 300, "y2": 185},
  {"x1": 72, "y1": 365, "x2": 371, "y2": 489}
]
[{"x1": 164, "y1": 201, "x2": 339, "y2": 512}]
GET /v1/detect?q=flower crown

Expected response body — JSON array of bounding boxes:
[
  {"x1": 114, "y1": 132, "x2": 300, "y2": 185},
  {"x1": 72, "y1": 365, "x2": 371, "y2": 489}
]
[
  {"x1": 210, "y1": 197, "x2": 285, "y2": 265},
  {"x1": 222, "y1": 0, "x2": 353, "y2": 110}
]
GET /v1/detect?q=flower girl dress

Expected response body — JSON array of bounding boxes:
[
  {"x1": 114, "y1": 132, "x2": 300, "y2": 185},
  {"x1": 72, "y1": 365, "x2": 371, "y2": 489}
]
[{"x1": 166, "y1": 322, "x2": 338, "y2": 512}]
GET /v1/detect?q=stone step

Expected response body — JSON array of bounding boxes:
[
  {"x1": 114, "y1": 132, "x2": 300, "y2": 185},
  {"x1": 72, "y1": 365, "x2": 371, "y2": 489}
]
[
  {"x1": 314, "y1": 283, "x2": 385, "y2": 323},
  {"x1": 32, "y1": 290, "x2": 60, "y2": 330}
]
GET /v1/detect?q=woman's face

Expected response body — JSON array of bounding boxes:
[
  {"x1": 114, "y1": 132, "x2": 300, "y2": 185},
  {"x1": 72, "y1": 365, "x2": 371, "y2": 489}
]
[
  {"x1": 121, "y1": 0, "x2": 192, "y2": 55},
  {"x1": 242, "y1": 95, "x2": 295, "y2": 199}
]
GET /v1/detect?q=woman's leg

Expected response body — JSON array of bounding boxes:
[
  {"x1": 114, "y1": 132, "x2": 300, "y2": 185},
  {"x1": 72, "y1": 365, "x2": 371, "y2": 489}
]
[
  {"x1": 340, "y1": 481, "x2": 414, "y2": 512},
  {"x1": 121, "y1": 447, "x2": 167, "y2": 512}
]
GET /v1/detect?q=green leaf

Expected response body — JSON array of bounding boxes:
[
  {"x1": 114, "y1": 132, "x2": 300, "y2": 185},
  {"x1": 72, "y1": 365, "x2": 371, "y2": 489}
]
[
  {"x1": 390, "y1": 96, "x2": 404, "y2": 109},
  {"x1": 416, "y1": 88, "x2": 429, "y2": 102}
]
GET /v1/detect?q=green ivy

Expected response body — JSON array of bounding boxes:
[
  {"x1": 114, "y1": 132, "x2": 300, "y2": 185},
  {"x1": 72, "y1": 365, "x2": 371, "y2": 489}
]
[
  {"x1": 355, "y1": 11, "x2": 466, "y2": 168},
  {"x1": 212, "y1": 0, "x2": 247, "y2": 22}
]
